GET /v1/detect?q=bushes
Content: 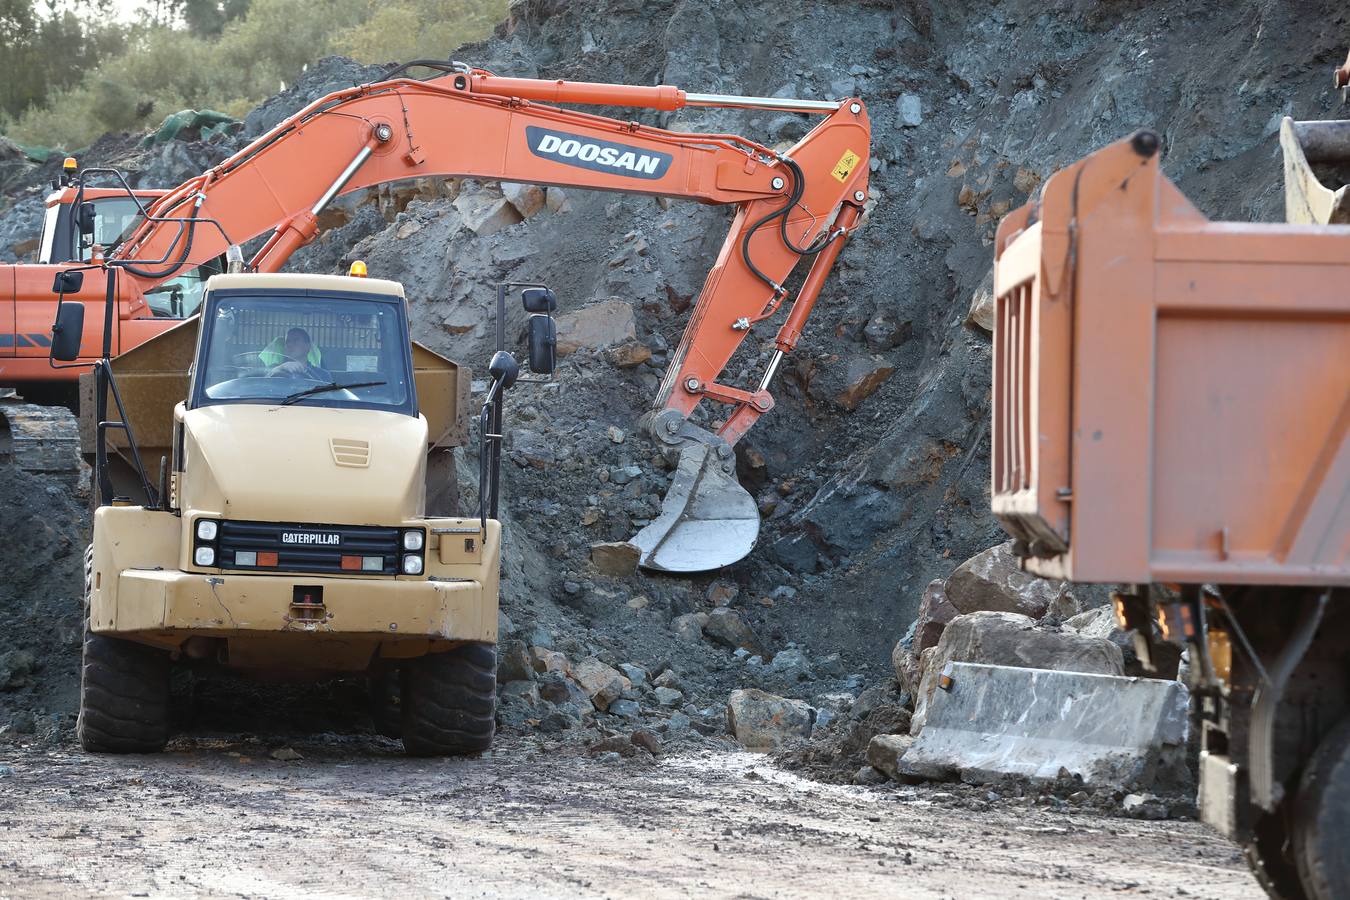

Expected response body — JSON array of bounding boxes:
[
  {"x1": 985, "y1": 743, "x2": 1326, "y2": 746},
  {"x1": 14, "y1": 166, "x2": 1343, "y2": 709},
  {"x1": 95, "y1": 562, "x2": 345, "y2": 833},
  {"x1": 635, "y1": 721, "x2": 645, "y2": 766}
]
[{"x1": 0, "y1": 0, "x2": 505, "y2": 150}]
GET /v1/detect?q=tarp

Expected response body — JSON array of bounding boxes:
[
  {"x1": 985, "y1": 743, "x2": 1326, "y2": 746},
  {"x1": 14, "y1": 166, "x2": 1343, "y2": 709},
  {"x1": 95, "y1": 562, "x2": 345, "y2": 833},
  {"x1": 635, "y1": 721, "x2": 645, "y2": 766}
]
[{"x1": 140, "y1": 109, "x2": 239, "y2": 147}]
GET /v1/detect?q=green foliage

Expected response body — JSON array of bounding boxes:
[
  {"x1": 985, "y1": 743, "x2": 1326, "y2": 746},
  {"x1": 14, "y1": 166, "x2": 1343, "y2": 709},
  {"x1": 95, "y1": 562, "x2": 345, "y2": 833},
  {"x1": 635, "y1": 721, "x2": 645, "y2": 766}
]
[
  {"x1": 330, "y1": 0, "x2": 504, "y2": 64},
  {"x1": 0, "y1": 0, "x2": 506, "y2": 150}
]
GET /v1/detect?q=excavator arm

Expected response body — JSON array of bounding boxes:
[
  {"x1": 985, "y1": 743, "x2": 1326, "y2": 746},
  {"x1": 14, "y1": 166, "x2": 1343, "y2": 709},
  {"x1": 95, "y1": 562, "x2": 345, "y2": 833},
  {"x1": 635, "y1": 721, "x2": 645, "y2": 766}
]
[
  {"x1": 39, "y1": 65, "x2": 873, "y2": 571},
  {"x1": 118, "y1": 67, "x2": 869, "y2": 448}
]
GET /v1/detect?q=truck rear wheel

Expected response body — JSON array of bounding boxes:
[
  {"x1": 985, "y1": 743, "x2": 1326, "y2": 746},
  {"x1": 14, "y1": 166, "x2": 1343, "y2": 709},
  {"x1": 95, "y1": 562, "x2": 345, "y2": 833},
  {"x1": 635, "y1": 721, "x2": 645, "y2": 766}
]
[
  {"x1": 1245, "y1": 809, "x2": 1308, "y2": 900},
  {"x1": 1293, "y1": 719, "x2": 1350, "y2": 900},
  {"x1": 400, "y1": 642, "x2": 496, "y2": 757},
  {"x1": 77, "y1": 628, "x2": 171, "y2": 753}
]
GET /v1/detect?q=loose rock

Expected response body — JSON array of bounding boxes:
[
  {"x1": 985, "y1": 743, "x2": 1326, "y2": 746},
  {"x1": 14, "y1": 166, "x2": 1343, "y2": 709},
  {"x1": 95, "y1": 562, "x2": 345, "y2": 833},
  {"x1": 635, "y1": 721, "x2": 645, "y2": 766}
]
[
  {"x1": 590, "y1": 541, "x2": 640, "y2": 576},
  {"x1": 571, "y1": 657, "x2": 630, "y2": 711},
  {"x1": 726, "y1": 689, "x2": 815, "y2": 750}
]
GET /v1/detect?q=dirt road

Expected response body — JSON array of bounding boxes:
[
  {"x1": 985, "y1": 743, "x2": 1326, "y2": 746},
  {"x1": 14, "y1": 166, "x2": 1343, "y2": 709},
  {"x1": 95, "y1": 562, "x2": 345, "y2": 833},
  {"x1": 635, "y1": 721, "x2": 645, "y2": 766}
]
[{"x1": 0, "y1": 738, "x2": 1260, "y2": 899}]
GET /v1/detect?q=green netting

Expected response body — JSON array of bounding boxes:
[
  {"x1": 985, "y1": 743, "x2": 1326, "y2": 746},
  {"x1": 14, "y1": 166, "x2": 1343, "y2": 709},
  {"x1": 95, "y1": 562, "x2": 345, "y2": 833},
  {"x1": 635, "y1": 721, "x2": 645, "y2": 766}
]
[
  {"x1": 14, "y1": 143, "x2": 54, "y2": 163},
  {"x1": 140, "y1": 109, "x2": 239, "y2": 147}
]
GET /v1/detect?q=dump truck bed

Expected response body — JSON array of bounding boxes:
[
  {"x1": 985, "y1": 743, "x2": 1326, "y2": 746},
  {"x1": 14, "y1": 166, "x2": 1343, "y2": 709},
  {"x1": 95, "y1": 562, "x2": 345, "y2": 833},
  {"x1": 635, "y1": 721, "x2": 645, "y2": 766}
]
[{"x1": 991, "y1": 132, "x2": 1350, "y2": 586}]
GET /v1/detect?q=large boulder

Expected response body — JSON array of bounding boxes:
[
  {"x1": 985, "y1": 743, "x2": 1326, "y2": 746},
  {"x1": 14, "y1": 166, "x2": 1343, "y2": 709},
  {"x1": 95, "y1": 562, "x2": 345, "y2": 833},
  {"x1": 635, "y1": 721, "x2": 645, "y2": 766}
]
[
  {"x1": 555, "y1": 298, "x2": 637, "y2": 355},
  {"x1": 703, "y1": 608, "x2": 767, "y2": 657},
  {"x1": 570, "y1": 657, "x2": 630, "y2": 711},
  {"x1": 726, "y1": 689, "x2": 814, "y2": 750},
  {"x1": 944, "y1": 541, "x2": 1076, "y2": 620},
  {"x1": 966, "y1": 266, "x2": 995, "y2": 333},
  {"x1": 867, "y1": 733, "x2": 915, "y2": 780},
  {"x1": 912, "y1": 611, "x2": 1123, "y2": 733},
  {"x1": 1065, "y1": 605, "x2": 1182, "y2": 680},
  {"x1": 914, "y1": 578, "x2": 958, "y2": 653},
  {"x1": 590, "y1": 541, "x2": 640, "y2": 576}
]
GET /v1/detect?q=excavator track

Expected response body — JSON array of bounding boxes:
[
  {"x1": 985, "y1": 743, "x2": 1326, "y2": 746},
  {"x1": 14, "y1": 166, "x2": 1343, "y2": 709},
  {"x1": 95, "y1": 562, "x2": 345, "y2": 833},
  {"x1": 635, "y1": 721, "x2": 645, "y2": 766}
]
[{"x1": 0, "y1": 392, "x2": 83, "y2": 487}]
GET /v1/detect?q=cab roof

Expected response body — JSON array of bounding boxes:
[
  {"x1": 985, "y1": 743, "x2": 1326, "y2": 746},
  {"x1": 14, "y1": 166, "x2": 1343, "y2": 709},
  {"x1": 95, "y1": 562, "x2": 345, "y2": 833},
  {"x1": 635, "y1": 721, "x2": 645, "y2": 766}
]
[{"x1": 204, "y1": 272, "x2": 405, "y2": 298}]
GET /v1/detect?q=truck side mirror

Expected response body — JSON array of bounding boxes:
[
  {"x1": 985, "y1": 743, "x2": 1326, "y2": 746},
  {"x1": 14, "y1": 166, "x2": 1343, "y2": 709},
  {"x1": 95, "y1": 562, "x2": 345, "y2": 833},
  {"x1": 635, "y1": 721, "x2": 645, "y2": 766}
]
[
  {"x1": 521, "y1": 287, "x2": 557, "y2": 313},
  {"x1": 50, "y1": 302, "x2": 85, "y2": 362},
  {"x1": 52, "y1": 270, "x2": 84, "y2": 294},
  {"x1": 76, "y1": 202, "x2": 97, "y2": 237},
  {"x1": 526, "y1": 314, "x2": 556, "y2": 374}
]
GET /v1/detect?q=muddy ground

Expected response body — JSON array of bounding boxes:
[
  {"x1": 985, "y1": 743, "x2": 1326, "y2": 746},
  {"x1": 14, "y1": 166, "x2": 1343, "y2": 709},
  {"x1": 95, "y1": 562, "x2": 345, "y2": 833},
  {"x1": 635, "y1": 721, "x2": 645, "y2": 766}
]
[{"x1": 0, "y1": 739, "x2": 1259, "y2": 899}]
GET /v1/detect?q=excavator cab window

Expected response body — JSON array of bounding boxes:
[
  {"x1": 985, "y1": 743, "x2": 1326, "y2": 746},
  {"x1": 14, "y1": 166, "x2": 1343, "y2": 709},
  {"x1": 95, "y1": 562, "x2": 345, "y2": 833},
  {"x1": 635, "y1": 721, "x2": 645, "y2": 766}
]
[
  {"x1": 144, "y1": 254, "x2": 226, "y2": 319},
  {"x1": 190, "y1": 288, "x2": 416, "y2": 416}
]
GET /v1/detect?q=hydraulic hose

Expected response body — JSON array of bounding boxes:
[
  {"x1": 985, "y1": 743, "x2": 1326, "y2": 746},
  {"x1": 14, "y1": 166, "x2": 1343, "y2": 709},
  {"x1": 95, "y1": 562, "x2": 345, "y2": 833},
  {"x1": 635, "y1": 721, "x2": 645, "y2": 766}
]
[{"x1": 739, "y1": 154, "x2": 841, "y2": 296}]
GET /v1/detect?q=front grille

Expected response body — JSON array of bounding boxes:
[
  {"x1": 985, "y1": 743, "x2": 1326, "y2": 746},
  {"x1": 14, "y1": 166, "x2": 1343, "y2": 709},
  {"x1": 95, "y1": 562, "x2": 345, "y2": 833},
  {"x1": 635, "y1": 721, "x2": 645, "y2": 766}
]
[{"x1": 217, "y1": 520, "x2": 400, "y2": 575}]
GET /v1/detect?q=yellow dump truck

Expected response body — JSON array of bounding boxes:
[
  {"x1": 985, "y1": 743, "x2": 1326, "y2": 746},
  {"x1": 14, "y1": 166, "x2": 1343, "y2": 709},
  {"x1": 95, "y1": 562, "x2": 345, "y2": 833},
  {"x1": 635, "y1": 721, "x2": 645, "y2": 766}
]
[{"x1": 51, "y1": 268, "x2": 517, "y2": 756}]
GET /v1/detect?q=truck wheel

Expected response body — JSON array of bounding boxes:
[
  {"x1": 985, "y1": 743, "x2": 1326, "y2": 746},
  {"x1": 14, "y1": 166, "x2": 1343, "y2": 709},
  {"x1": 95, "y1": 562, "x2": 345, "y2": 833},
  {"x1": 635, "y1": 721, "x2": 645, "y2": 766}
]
[
  {"x1": 77, "y1": 627, "x2": 171, "y2": 754},
  {"x1": 1293, "y1": 719, "x2": 1350, "y2": 900},
  {"x1": 77, "y1": 542, "x2": 171, "y2": 753},
  {"x1": 369, "y1": 668, "x2": 403, "y2": 739},
  {"x1": 401, "y1": 642, "x2": 496, "y2": 757},
  {"x1": 1245, "y1": 810, "x2": 1308, "y2": 900}
]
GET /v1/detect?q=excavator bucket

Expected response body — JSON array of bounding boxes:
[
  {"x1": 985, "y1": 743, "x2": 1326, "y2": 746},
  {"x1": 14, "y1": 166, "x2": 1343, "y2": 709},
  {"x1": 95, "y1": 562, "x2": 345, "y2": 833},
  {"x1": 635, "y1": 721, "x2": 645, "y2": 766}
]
[
  {"x1": 1280, "y1": 116, "x2": 1350, "y2": 224},
  {"x1": 633, "y1": 441, "x2": 759, "y2": 573}
]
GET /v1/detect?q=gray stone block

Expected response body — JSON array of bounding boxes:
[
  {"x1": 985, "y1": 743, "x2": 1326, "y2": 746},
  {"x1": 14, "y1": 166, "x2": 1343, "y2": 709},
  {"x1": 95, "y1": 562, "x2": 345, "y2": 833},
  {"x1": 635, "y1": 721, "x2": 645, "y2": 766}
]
[{"x1": 899, "y1": 662, "x2": 1190, "y2": 792}]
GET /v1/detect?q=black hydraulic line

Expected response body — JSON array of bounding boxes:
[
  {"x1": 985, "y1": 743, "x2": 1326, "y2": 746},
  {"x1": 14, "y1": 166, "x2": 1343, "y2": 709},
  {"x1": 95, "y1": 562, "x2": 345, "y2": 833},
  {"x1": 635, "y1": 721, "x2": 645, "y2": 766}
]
[
  {"x1": 383, "y1": 59, "x2": 461, "y2": 80},
  {"x1": 738, "y1": 153, "x2": 841, "y2": 297}
]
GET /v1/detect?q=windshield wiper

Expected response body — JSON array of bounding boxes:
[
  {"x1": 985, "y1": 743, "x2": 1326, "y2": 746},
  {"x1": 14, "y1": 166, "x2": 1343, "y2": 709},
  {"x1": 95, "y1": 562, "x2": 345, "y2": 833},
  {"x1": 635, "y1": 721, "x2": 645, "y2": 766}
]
[{"x1": 280, "y1": 380, "x2": 387, "y2": 405}]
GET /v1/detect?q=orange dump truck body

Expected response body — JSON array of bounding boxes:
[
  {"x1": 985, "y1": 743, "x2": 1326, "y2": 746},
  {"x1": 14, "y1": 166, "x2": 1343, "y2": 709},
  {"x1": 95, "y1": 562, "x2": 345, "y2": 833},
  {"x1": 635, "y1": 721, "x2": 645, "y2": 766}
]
[{"x1": 991, "y1": 132, "x2": 1350, "y2": 587}]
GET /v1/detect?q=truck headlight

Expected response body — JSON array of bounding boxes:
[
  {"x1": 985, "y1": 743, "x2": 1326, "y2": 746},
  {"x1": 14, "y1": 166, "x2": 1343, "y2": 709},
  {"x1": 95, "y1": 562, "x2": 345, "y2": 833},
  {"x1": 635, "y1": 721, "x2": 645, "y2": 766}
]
[
  {"x1": 402, "y1": 554, "x2": 423, "y2": 575},
  {"x1": 196, "y1": 519, "x2": 218, "y2": 541},
  {"x1": 402, "y1": 529, "x2": 425, "y2": 551},
  {"x1": 194, "y1": 546, "x2": 216, "y2": 566}
]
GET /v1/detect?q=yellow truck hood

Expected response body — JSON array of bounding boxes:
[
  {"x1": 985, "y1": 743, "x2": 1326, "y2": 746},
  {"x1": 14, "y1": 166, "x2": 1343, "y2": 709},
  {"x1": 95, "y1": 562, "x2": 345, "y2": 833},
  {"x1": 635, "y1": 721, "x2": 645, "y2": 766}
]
[{"x1": 181, "y1": 403, "x2": 428, "y2": 524}]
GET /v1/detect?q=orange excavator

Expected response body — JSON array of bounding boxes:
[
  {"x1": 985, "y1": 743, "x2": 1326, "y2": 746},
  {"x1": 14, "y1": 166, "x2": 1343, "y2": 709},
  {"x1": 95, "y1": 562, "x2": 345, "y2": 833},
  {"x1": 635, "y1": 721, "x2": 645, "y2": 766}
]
[{"x1": 1, "y1": 61, "x2": 871, "y2": 573}]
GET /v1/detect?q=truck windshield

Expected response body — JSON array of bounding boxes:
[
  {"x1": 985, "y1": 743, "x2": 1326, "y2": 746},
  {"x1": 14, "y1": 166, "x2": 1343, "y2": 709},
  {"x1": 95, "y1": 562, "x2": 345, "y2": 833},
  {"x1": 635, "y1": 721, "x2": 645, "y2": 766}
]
[{"x1": 194, "y1": 292, "x2": 415, "y2": 415}]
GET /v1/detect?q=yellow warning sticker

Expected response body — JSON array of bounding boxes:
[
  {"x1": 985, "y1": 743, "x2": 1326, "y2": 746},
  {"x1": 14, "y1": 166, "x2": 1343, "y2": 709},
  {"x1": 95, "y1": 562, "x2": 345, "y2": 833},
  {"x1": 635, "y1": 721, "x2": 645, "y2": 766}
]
[{"x1": 831, "y1": 149, "x2": 861, "y2": 183}]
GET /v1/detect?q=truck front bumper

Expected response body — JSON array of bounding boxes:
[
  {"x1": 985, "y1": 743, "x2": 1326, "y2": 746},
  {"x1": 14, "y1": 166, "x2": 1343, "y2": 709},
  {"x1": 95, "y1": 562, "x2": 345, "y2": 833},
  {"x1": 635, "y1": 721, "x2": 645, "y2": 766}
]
[{"x1": 93, "y1": 569, "x2": 496, "y2": 646}]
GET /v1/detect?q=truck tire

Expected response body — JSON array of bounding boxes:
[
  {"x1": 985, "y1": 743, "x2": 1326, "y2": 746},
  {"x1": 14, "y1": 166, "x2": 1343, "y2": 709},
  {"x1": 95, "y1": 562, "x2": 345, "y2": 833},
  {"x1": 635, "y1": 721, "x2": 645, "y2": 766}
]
[
  {"x1": 1293, "y1": 719, "x2": 1350, "y2": 900},
  {"x1": 77, "y1": 628, "x2": 171, "y2": 753},
  {"x1": 1245, "y1": 810, "x2": 1309, "y2": 900},
  {"x1": 400, "y1": 642, "x2": 496, "y2": 757},
  {"x1": 369, "y1": 668, "x2": 403, "y2": 739},
  {"x1": 77, "y1": 543, "x2": 171, "y2": 753}
]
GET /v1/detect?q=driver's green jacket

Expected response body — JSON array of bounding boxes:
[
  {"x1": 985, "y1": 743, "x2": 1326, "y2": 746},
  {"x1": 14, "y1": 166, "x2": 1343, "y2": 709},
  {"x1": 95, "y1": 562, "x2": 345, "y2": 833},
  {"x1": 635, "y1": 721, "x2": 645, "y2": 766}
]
[{"x1": 258, "y1": 337, "x2": 323, "y2": 367}]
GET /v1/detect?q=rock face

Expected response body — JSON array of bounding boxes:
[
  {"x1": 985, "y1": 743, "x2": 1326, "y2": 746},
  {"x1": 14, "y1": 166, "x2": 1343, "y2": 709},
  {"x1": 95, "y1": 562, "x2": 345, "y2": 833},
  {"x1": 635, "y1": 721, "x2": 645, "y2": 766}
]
[
  {"x1": 727, "y1": 689, "x2": 814, "y2": 750},
  {"x1": 912, "y1": 611, "x2": 1123, "y2": 732},
  {"x1": 944, "y1": 542, "x2": 1073, "y2": 620}
]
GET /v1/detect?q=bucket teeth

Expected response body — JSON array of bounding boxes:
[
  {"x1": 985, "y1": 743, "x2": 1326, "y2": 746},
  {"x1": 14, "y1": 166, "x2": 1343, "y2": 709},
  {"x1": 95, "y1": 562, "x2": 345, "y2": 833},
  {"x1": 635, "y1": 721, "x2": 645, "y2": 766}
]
[{"x1": 632, "y1": 441, "x2": 759, "y2": 573}]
